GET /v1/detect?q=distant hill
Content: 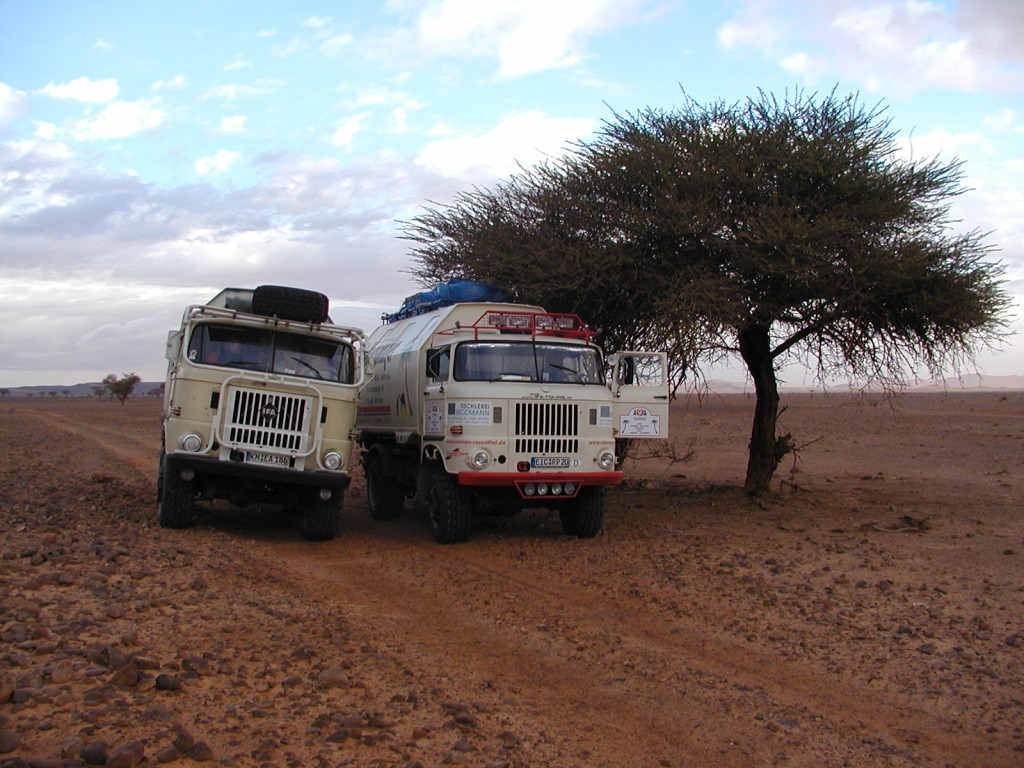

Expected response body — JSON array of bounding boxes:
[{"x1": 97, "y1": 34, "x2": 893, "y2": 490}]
[
  {"x1": 909, "y1": 373, "x2": 1024, "y2": 391},
  {"x1": 2, "y1": 373, "x2": 1021, "y2": 400},
  {"x1": 0, "y1": 382, "x2": 164, "y2": 399},
  {"x1": 683, "y1": 374, "x2": 1024, "y2": 395}
]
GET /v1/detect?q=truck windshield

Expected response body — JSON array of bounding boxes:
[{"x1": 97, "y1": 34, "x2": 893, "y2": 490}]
[
  {"x1": 454, "y1": 342, "x2": 603, "y2": 384},
  {"x1": 188, "y1": 324, "x2": 355, "y2": 383}
]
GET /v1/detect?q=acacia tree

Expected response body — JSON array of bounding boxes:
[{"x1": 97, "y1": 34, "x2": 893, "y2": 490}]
[
  {"x1": 405, "y1": 89, "x2": 1009, "y2": 494},
  {"x1": 103, "y1": 373, "x2": 141, "y2": 406}
]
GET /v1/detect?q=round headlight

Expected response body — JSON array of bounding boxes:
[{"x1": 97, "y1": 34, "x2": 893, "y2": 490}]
[
  {"x1": 179, "y1": 433, "x2": 203, "y2": 452},
  {"x1": 563, "y1": 482, "x2": 576, "y2": 495},
  {"x1": 523, "y1": 483, "x2": 537, "y2": 496},
  {"x1": 536, "y1": 482, "x2": 549, "y2": 496},
  {"x1": 471, "y1": 450, "x2": 490, "y2": 469},
  {"x1": 598, "y1": 450, "x2": 615, "y2": 470},
  {"x1": 322, "y1": 451, "x2": 343, "y2": 471},
  {"x1": 551, "y1": 482, "x2": 563, "y2": 495}
]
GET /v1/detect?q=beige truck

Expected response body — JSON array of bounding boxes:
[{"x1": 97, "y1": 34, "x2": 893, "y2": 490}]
[
  {"x1": 354, "y1": 281, "x2": 668, "y2": 543},
  {"x1": 158, "y1": 285, "x2": 369, "y2": 540}
]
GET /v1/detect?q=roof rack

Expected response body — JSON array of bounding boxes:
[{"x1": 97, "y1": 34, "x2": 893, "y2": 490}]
[{"x1": 435, "y1": 310, "x2": 596, "y2": 342}]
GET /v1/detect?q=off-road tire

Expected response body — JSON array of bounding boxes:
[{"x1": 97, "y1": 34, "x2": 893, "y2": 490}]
[
  {"x1": 366, "y1": 455, "x2": 404, "y2": 520},
  {"x1": 301, "y1": 490, "x2": 343, "y2": 541},
  {"x1": 559, "y1": 486, "x2": 606, "y2": 538},
  {"x1": 157, "y1": 456, "x2": 195, "y2": 529},
  {"x1": 427, "y1": 472, "x2": 473, "y2": 544},
  {"x1": 252, "y1": 285, "x2": 329, "y2": 324}
]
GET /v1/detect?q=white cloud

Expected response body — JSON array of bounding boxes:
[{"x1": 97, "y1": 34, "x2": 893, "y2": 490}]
[
  {"x1": 333, "y1": 113, "x2": 371, "y2": 149},
  {"x1": 983, "y1": 108, "x2": 1024, "y2": 134},
  {"x1": 71, "y1": 100, "x2": 165, "y2": 140},
  {"x1": 40, "y1": 76, "x2": 119, "y2": 103},
  {"x1": 215, "y1": 115, "x2": 247, "y2": 135},
  {"x1": 416, "y1": 110, "x2": 593, "y2": 178},
  {"x1": 352, "y1": 88, "x2": 424, "y2": 133},
  {"x1": 203, "y1": 82, "x2": 278, "y2": 100},
  {"x1": 411, "y1": 0, "x2": 651, "y2": 77},
  {"x1": 897, "y1": 127, "x2": 988, "y2": 162},
  {"x1": 319, "y1": 32, "x2": 355, "y2": 56},
  {"x1": 33, "y1": 122, "x2": 57, "y2": 140},
  {"x1": 152, "y1": 75, "x2": 186, "y2": 91},
  {"x1": 718, "y1": 0, "x2": 1024, "y2": 94},
  {"x1": 0, "y1": 82, "x2": 29, "y2": 123},
  {"x1": 224, "y1": 57, "x2": 251, "y2": 71},
  {"x1": 195, "y1": 150, "x2": 240, "y2": 175}
]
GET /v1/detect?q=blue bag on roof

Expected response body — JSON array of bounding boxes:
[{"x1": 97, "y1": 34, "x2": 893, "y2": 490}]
[{"x1": 387, "y1": 278, "x2": 512, "y2": 322}]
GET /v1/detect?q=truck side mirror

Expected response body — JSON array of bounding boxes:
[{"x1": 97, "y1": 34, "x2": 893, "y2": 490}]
[{"x1": 425, "y1": 347, "x2": 449, "y2": 381}]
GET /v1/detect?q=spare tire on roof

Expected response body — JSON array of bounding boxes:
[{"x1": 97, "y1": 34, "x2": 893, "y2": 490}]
[{"x1": 252, "y1": 285, "x2": 329, "y2": 323}]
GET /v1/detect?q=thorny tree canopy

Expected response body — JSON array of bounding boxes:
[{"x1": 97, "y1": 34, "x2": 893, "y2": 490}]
[{"x1": 404, "y1": 88, "x2": 1010, "y2": 492}]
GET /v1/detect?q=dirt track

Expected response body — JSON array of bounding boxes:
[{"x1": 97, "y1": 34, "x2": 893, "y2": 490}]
[{"x1": 1, "y1": 392, "x2": 1022, "y2": 767}]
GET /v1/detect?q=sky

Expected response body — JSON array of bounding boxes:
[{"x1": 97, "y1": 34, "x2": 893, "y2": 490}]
[{"x1": 1, "y1": 0, "x2": 1022, "y2": 389}]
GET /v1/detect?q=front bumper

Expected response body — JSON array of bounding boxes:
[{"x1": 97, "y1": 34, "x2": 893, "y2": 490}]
[
  {"x1": 165, "y1": 452, "x2": 352, "y2": 490},
  {"x1": 457, "y1": 471, "x2": 621, "y2": 498}
]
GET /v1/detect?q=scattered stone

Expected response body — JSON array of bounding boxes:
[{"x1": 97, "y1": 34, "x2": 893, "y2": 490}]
[
  {"x1": 49, "y1": 662, "x2": 74, "y2": 685},
  {"x1": 106, "y1": 740, "x2": 146, "y2": 768},
  {"x1": 182, "y1": 655, "x2": 212, "y2": 675},
  {"x1": 155, "y1": 674, "x2": 182, "y2": 691},
  {"x1": 110, "y1": 662, "x2": 140, "y2": 687},
  {"x1": 5, "y1": 597, "x2": 42, "y2": 618},
  {"x1": 187, "y1": 740, "x2": 215, "y2": 761},
  {"x1": 154, "y1": 746, "x2": 180, "y2": 763},
  {"x1": 367, "y1": 713, "x2": 397, "y2": 729},
  {"x1": 59, "y1": 735, "x2": 85, "y2": 758},
  {"x1": 317, "y1": 667, "x2": 349, "y2": 689},
  {"x1": 0, "y1": 729, "x2": 20, "y2": 753},
  {"x1": 172, "y1": 730, "x2": 195, "y2": 753},
  {"x1": 133, "y1": 655, "x2": 160, "y2": 670},
  {"x1": 81, "y1": 740, "x2": 111, "y2": 765}
]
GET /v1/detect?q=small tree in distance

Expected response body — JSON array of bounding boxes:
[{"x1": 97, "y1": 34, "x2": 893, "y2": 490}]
[
  {"x1": 405, "y1": 87, "x2": 1010, "y2": 495},
  {"x1": 103, "y1": 373, "x2": 142, "y2": 406}
]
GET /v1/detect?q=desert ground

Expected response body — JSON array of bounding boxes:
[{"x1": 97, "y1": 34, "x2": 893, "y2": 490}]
[{"x1": 1, "y1": 390, "x2": 1022, "y2": 768}]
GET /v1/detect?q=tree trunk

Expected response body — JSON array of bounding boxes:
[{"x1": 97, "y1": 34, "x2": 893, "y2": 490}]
[{"x1": 738, "y1": 323, "x2": 789, "y2": 495}]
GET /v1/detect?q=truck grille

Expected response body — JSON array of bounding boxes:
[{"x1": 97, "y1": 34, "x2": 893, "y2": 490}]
[
  {"x1": 514, "y1": 402, "x2": 579, "y2": 454},
  {"x1": 224, "y1": 387, "x2": 312, "y2": 452}
]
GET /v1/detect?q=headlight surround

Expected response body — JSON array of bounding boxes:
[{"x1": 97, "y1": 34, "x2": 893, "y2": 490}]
[
  {"x1": 597, "y1": 450, "x2": 615, "y2": 470},
  {"x1": 322, "y1": 451, "x2": 343, "y2": 471},
  {"x1": 179, "y1": 433, "x2": 203, "y2": 452},
  {"x1": 471, "y1": 450, "x2": 490, "y2": 469}
]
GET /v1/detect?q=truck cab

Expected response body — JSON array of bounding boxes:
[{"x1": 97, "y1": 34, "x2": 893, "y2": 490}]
[
  {"x1": 158, "y1": 285, "x2": 369, "y2": 540},
  {"x1": 354, "y1": 284, "x2": 667, "y2": 543}
]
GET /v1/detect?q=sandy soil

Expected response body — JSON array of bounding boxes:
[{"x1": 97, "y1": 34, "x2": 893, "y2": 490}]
[{"x1": 1, "y1": 391, "x2": 1022, "y2": 768}]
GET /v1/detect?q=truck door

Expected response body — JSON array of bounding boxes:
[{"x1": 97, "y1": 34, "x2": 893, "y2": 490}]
[
  {"x1": 610, "y1": 352, "x2": 669, "y2": 439},
  {"x1": 423, "y1": 345, "x2": 450, "y2": 438}
]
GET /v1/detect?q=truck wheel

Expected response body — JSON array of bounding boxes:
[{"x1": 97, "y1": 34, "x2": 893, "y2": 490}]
[
  {"x1": 559, "y1": 486, "x2": 606, "y2": 538},
  {"x1": 427, "y1": 473, "x2": 473, "y2": 544},
  {"x1": 301, "y1": 490, "x2": 343, "y2": 541},
  {"x1": 157, "y1": 457, "x2": 195, "y2": 529},
  {"x1": 252, "y1": 285, "x2": 329, "y2": 324},
  {"x1": 366, "y1": 456, "x2": 404, "y2": 520}
]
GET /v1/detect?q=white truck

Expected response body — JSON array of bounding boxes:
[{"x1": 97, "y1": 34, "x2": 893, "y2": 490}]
[
  {"x1": 354, "y1": 281, "x2": 668, "y2": 543},
  {"x1": 158, "y1": 285, "x2": 369, "y2": 541}
]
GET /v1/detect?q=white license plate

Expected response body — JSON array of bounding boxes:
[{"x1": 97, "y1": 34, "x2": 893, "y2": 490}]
[
  {"x1": 531, "y1": 457, "x2": 570, "y2": 468},
  {"x1": 245, "y1": 451, "x2": 290, "y2": 468}
]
